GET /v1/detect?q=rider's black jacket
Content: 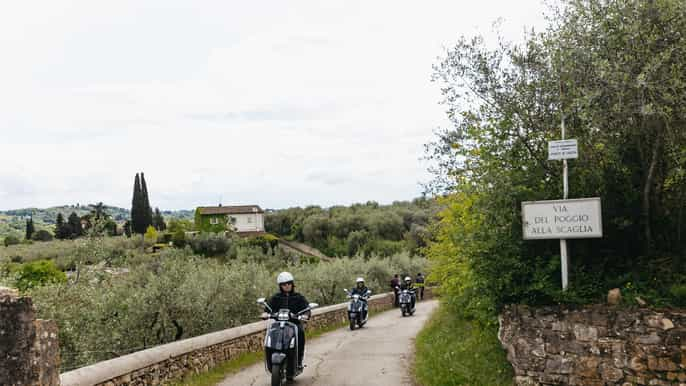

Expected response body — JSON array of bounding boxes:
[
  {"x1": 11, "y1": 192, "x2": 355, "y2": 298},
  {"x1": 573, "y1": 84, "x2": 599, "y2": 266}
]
[
  {"x1": 266, "y1": 291, "x2": 310, "y2": 323},
  {"x1": 351, "y1": 286, "x2": 370, "y2": 297}
]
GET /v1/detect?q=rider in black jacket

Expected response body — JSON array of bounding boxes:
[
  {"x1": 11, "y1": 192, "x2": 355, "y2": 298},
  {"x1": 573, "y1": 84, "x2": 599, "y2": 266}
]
[
  {"x1": 351, "y1": 277, "x2": 370, "y2": 320},
  {"x1": 267, "y1": 272, "x2": 310, "y2": 369}
]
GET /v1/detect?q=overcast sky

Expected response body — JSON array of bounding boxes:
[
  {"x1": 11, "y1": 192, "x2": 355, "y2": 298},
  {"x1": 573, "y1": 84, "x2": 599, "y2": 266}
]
[{"x1": 0, "y1": 0, "x2": 548, "y2": 210}]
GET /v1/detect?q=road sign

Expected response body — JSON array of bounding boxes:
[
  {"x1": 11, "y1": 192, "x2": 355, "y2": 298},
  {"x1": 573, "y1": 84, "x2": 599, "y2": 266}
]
[
  {"x1": 548, "y1": 139, "x2": 578, "y2": 160},
  {"x1": 522, "y1": 197, "x2": 602, "y2": 240}
]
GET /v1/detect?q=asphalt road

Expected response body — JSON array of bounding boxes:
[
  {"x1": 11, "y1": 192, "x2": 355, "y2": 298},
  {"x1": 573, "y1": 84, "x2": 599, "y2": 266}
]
[{"x1": 218, "y1": 299, "x2": 439, "y2": 386}]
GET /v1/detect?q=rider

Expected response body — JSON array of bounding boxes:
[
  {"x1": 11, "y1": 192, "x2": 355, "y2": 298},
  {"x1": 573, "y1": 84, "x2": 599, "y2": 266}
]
[
  {"x1": 351, "y1": 277, "x2": 370, "y2": 320},
  {"x1": 266, "y1": 272, "x2": 310, "y2": 371},
  {"x1": 400, "y1": 276, "x2": 416, "y2": 310}
]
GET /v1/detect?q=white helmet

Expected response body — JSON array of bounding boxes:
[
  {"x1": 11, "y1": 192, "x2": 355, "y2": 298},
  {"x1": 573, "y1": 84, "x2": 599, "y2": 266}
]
[
  {"x1": 277, "y1": 271, "x2": 294, "y2": 285},
  {"x1": 356, "y1": 277, "x2": 365, "y2": 283},
  {"x1": 404, "y1": 276, "x2": 412, "y2": 282}
]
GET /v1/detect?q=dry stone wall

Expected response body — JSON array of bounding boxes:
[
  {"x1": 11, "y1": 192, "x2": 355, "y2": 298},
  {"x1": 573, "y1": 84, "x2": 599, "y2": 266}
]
[
  {"x1": 499, "y1": 304, "x2": 686, "y2": 385},
  {"x1": 0, "y1": 287, "x2": 60, "y2": 386}
]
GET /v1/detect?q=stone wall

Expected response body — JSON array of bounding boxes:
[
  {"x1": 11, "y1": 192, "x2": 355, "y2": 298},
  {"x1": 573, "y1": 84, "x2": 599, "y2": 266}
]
[
  {"x1": 60, "y1": 290, "x2": 425, "y2": 386},
  {"x1": 0, "y1": 287, "x2": 60, "y2": 386},
  {"x1": 499, "y1": 304, "x2": 686, "y2": 385}
]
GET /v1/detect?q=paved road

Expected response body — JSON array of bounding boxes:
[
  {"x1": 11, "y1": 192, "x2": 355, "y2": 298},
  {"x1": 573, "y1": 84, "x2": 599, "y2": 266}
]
[{"x1": 218, "y1": 299, "x2": 439, "y2": 386}]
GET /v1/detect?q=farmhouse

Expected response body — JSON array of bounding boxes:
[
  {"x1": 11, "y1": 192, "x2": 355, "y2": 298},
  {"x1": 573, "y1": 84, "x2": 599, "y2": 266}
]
[{"x1": 194, "y1": 205, "x2": 265, "y2": 234}]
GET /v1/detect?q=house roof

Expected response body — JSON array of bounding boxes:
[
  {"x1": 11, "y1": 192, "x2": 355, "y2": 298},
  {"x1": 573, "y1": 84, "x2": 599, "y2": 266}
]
[{"x1": 198, "y1": 205, "x2": 264, "y2": 215}]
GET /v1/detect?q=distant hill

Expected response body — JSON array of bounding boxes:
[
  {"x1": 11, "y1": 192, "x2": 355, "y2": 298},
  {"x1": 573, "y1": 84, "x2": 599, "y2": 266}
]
[{"x1": 0, "y1": 204, "x2": 194, "y2": 239}]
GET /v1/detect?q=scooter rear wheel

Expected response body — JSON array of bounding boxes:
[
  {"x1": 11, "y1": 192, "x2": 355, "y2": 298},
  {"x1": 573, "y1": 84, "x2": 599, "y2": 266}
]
[{"x1": 350, "y1": 320, "x2": 356, "y2": 330}]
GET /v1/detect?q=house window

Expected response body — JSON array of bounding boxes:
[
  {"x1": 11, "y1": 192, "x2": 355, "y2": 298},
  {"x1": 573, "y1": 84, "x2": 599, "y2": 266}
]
[
  {"x1": 210, "y1": 217, "x2": 219, "y2": 225},
  {"x1": 247, "y1": 216, "x2": 253, "y2": 224}
]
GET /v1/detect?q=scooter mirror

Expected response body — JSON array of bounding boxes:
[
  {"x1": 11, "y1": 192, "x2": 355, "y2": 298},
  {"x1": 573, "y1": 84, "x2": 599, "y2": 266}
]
[
  {"x1": 256, "y1": 297, "x2": 266, "y2": 305},
  {"x1": 343, "y1": 288, "x2": 348, "y2": 292},
  {"x1": 309, "y1": 303, "x2": 319, "y2": 309}
]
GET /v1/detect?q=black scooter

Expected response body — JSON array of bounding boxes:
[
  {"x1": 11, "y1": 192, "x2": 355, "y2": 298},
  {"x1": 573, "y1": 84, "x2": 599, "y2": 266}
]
[
  {"x1": 343, "y1": 288, "x2": 371, "y2": 330},
  {"x1": 257, "y1": 297, "x2": 319, "y2": 386},
  {"x1": 397, "y1": 287, "x2": 416, "y2": 317}
]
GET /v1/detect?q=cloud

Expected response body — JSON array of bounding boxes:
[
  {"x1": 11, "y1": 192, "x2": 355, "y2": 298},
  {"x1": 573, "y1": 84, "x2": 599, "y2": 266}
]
[{"x1": 0, "y1": 0, "x2": 548, "y2": 210}]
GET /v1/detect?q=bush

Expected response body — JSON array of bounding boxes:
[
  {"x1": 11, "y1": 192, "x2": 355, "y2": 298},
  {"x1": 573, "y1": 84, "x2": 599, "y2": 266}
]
[
  {"x1": 15, "y1": 260, "x2": 66, "y2": 291},
  {"x1": 188, "y1": 233, "x2": 233, "y2": 257},
  {"x1": 10, "y1": 255, "x2": 23, "y2": 263},
  {"x1": 4, "y1": 235, "x2": 20, "y2": 247},
  {"x1": 171, "y1": 230, "x2": 186, "y2": 248},
  {"x1": 32, "y1": 230, "x2": 54, "y2": 242}
]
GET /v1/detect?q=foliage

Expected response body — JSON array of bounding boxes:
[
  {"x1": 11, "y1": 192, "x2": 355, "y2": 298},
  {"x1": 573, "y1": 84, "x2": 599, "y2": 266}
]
[
  {"x1": 26, "y1": 248, "x2": 426, "y2": 371},
  {"x1": 144, "y1": 226, "x2": 158, "y2": 244},
  {"x1": 131, "y1": 173, "x2": 153, "y2": 234},
  {"x1": 265, "y1": 199, "x2": 439, "y2": 257},
  {"x1": 14, "y1": 259, "x2": 66, "y2": 291},
  {"x1": 425, "y1": 0, "x2": 686, "y2": 323},
  {"x1": 153, "y1": 207, "x2": 166, "y2": 231},
  {"x1": 171, "y1": 229, "x2": 186, "y2": 248},
  {"x1": 188, "y1": 233, "x2": 235, "y2": 257},
  {"x1": 67, "y1": 212, "x2": 83, "y2": 238},
  {"x1": 415, "y1": 303, "x2": 513, "y2": 386},
  {"x1": 31, "y1": 229, "x2": 54, "y2": 242},
  {"x1": 25, "y1": 218, "x2": 35, "y2": 240},
  {"x1": 4, "y1": 235, "x2": 20, "y2": 247}
]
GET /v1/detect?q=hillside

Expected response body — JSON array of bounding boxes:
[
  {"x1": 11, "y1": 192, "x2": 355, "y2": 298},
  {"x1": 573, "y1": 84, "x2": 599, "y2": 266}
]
[{"x1": 0, "y1": 204, "x2": 194, "y2": 240}]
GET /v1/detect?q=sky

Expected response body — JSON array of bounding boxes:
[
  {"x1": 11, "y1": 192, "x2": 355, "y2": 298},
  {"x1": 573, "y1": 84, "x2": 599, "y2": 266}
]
[{"x1": 0, "y1": 0, "x2": 549, "y2": 210}]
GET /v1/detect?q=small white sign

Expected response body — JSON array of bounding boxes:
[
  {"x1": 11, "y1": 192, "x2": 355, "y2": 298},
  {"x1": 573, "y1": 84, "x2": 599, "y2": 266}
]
[
  {"x1": 548, "y1": 139, "x2": 578, "y2": 160},
  {"x1": 522, "y1": 197, "x2": 602, "y2": 240}
]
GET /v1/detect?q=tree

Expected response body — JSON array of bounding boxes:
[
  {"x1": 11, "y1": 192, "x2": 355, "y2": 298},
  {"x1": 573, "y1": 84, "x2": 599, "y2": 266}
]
[
  {"x1": 67, "y1": 212, "x2": 83, "y2": 238},
  {"x1": 153, "y1": 208, "x2": 166, "y2": 231},
  {"x1": 55, "y1": 213, "x2": 69, "y2": 240},
  {"x1": 425, "y1": 0, "x2": 686, "y2": 321},
  {"x1": 25, "y1": 217, "x2": 35, "y2": 240},
  {"x1": 123, "y1": 221, "x2": 132, "y2": 237},
  {"x1": 140, "y1": 173, "x2": 153, "y2": 231},
  {"x1": 31, "y1": 230, "x2": 53, "y2": 242}
]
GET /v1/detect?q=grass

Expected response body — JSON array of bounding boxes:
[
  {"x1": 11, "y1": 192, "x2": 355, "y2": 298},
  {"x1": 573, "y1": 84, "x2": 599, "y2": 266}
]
[
  {"x1": 414, "y1": 302, "x2": 513, "y2": 386},
  {"x1": 170, "y1": 350, "x2": 263, "y2": 386}
]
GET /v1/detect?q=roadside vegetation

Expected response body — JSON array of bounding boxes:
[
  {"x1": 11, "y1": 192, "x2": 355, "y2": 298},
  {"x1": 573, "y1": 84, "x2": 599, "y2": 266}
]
[
  {"x1": 0, "y1": 229, "x2": 426, "y2": 372},
  {"x1": 265, "y1": 198, "x2": 439, "y2": 257},
  {"x1": 417, "y1": 0, "x2": 686, "y2": 384}
]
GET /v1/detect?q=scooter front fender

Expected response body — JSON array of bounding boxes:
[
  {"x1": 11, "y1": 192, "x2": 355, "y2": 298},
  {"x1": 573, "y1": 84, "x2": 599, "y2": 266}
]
[{"x1": 271, "y1": 352, "x2": 287, "y2": 365}]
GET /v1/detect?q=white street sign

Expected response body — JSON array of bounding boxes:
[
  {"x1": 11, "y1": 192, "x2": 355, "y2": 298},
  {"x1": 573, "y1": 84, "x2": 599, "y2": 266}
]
[
  {"x1": 548, "y1": 139, "x2": 578, "y2": 160},
  {"x1": 522, "y1": 197, "x2": 602, "y2": 240}
]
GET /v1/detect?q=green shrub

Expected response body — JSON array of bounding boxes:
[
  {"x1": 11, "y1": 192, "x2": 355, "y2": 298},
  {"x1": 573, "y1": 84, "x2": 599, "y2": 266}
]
[
  {"x1": 172, "y1": 229, "x2": 186, "y2": 248},
  {"x1": 669, "y1": 284, "x2": 686, "y2": 307},
  {"x1": 188, "y1": 233, "x2": 233, "y2": 257},
  {"x1": 31, "y1": 230, "x2": 54, "y2": 242},
  {"x1": 15, "y1": 260, "x2": 66, "y2": 291},
  {"x1": 4, "y1": 235, "x2": 20, "y2": 247}
]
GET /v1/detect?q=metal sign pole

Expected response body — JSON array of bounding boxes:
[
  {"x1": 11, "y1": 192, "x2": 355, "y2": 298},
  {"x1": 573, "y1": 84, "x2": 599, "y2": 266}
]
[{"x1": 560, "y1": 114, "x2": 569, "y2": 290}]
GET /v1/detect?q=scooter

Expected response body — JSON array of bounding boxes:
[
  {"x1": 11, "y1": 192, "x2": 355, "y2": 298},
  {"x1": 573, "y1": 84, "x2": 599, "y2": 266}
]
[
  {"x1": 343, "y1": 288, "x2": 371, "y2": 330},
  {"x1": 257, "y1": 297, "x2": 319, "y2": 386},
  {"x1": 397, "y1": 287, "x2": 416, "y2": 317}
]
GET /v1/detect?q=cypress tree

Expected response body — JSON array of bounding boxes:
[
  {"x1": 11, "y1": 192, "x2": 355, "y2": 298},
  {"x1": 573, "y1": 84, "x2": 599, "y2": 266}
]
[
  {"x1": 55, "y1": 213, "x2": 67, "y2": 239},
  {"x1": 140, "y1": 173, "x2": 153, "y2": 231},
  {"x1": 131, "y1": 173, "x2": 144, "y2": 234},
  {"x1": 25, "y1": 218, "x2": 35, "y2": 240},
  {"x1": 67, "y1": 212, "x2": 82, "y2": 238},
  {"x1": 153, "y1": 207, "x2": 166, "y2": 231}
]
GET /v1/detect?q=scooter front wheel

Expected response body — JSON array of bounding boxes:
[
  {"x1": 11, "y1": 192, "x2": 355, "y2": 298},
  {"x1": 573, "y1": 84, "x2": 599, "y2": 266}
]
[
  {"x1": 349, "y1": 319, "x2": 356, "y2": 330},
  {"x1": 272, "y1": 363, "x2": 285, "y2": 386}
]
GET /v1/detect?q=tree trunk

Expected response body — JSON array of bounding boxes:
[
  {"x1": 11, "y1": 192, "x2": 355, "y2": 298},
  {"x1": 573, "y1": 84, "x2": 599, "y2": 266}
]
[{"x1": 642, "y1": 130, "x2": 663, "y2": 255}]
